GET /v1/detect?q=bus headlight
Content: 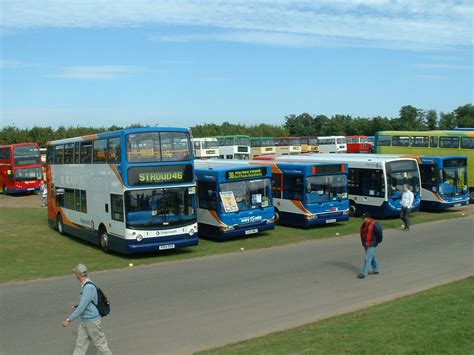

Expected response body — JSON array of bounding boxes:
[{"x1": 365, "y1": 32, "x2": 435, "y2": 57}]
[{"x1": 136, "y1": 234, "x2": 143, "y2": 242}]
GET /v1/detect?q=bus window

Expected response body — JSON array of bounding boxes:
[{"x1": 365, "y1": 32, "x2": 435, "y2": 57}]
[
  {"x1": 160, "y1": 132, "x2": 190, "y2": 161},
  {"x1": 392, "y1": 136, "x2": 410, "y2": 147},
  {"x1": 46, "y1": 146, "x2": 54, "y2": 164},
  {"x1": 93, "y1": 139, "x2": 107, "y2": 164},
  {"x1": 80, "y1": 141, "x2": 92, "y2": 164},
  {"x1": 411, "y1": 136, "x2": 429, "y2": 147},
  {"x1": 386, "y1": 160, "x2": 420, "y2": 196},
  {"x1": 198, "y1": 181, "x2": 217, "y2": 210},
  {"x1": 0, "y1": 148, "x2": 11, "y2": 160},
  {"x1": 193, "y1": 141, "x2": 201, "y2": 150},
  {"x1": 283, "y1": 175, "x2": 304, "y2": 201},
  {"x1": 74, "y1": 142, "x2": 80, "y2": 164},
  {"x1": 348, "y1": 168, "x2": 383, "y2": 197},
  {"x1": 64, "y1": 143, "x2": 74, "y2": 164},
  {"x1": 111, "y1": 194, "x2": 124, "y2": 222},
  {"x1": 74, "y1": 190, "x2": 81, "y2": 211},
  {"x1": 80, "y1": 190, "x2": 87, "y2": 213},
  {"x1": 430, "y1": 136, "x2": 438, "y2": 148},
  {"x1": 306, "y1": 174, "x2": 347, "y2": 203},
  {"x1": 420, "y1": 165, "x2": 438, "y2": 191},
  {"x1": 127, "y1": 132, "x2": 161, "y2": 162},
  {"x1": 440, "y1": 137, "x2": 460, "y2": 148},
  {"x1": 64, "y1": 188, "x2": 75, "y2": 210},
  {"x1": 377, "y1": 136, "x2": 391, "y2": 146},
  {"x1": 54, "y1": 145, "x2": 64, "y2": 164},
  {"x1": 461, "y1": 137, "x2": 474, "y2": 149},
  {"x1": 107, "y1": 137, "x2": 121, "y2": 163},
  {"x1": 220, "y1": 179, "x2": 271, "y2": 212},
  {"x1": 272, "y1": 173, "x2": 282, "y2": 198}
]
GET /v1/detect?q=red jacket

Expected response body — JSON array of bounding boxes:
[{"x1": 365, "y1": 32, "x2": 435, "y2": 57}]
[{"x1": 360, "y1": 219, "x2": 382, "y2": 248}]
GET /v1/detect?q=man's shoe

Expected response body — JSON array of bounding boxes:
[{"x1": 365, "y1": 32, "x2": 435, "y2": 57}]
[
  {"x1": 368, "y1": 271, "x2": 379, "y2": 275},
  {"x1": 357, "y1": 273, "x2": 366, "y2": 279}
]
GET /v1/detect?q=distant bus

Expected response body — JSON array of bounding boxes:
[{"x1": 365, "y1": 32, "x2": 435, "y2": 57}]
[
  {"x1": 374, "y1": 130, "x2": 474, "y2": 200},
  {"x1": 46, "y1": 128, "x2": 199, "y2": 254},
  {"x1": 417, "y1": 156, "x2": 469, "y2": 210},
  {"x1": 253, "y1": 156, "x2": 349, "y2": 227},
  {"x1": 274, "y1": 137, "x2": 301, "y2": 155},
  {"x1": 317, "y1": 136, "x2": 347, "y2": 153},
  {"x1": 272, "y1": 154, "x2": 422, "y2": 218},
  {"x1": 250, "y1": 137, "x2": 276, "y2": 158},
  {"x1": 195, "y1": 160, "x2": 275, "y2": 240},
  {"x1": 367, "y1": 136, "x2": 375, "y2": 143},
  {"x1": 299, "y1": 137, "x2": 320, "y2": 153},
  {"x1": 193, "y1": 138, "x2": 219, "y2": 159},
  {"x1": 216, "y1": 135, "x2": 251, "y2": 160},
  {"x1": 346, "y1": 136, "x2": 373, "y2": 154},
  {"x1": 0, "y1": 143, "x2": 43, "y2": 194}
]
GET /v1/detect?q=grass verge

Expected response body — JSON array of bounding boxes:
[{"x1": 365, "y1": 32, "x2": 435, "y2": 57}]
[
  {"x1": 198, "y1": 277, "x2": 474, "y2": 354},
  {"x1": 0, "y1": 206, "x2": 470, "y2": 283}
]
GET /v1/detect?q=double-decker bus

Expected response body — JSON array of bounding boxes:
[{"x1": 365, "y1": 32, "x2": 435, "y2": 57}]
[
  {"x1": 46, "y1": 128, "x2": 198, "y2": 254},
  {"x1": 317, "y1": 136, "x2": 347, "y2": 153},
  {"x1": 250, "y1": 137, "x2": 276, "y2": 158},
  {"x1": 253, "y1": 156, "x2": 349, "y2": 227},
  {"x1": 195, "y1": 160, "x2": 275, "y2": 240},
  {"x1": 193, "y1": 138, "x2": 219, "y2": 159},
  {"x1": 299, "y1": 137, "x2": 320, "y2": 153},
  {"x1": 374, "y1": 130, "x2": 474, "y2": 200},
  {"x1": 0, "y1": 143, "x2": 43, "y2": 194},
  {"x1": 274, "y1": 137, "x2": 301, "y2": 155},
  {"x1": 346, "y1": 136, "x2": 373, "y2": 154},
  {"x1": 272, "y1": 154, "x2": 421, "y2": 218},
  {"x1": 216, "y1": 135, "x2": 251, "y2": 160}
]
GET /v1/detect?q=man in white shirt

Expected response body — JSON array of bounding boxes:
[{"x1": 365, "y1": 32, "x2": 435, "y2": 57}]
[{"x1": 400, "y1": 184, "x2": 414, "y2": 231}]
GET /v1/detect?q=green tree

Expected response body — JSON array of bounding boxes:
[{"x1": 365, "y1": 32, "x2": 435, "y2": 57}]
[
  {"x1": 424, "y1": 110, "x2": 438, "y2": 130},
  {"x1": 453, "y1": 104, "x2": 474, "y2": 128},
  {"x1": 439, "y1": 112, "x2": 456, "y2": 129}
]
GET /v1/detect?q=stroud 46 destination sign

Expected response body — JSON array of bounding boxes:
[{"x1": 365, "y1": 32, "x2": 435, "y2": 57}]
[
  {"x1": 128, "y1": 164, "x2": 193, "y2": 185},
  {"x1": 225, "y1": 167, "x2": 267, "y2": 180}
]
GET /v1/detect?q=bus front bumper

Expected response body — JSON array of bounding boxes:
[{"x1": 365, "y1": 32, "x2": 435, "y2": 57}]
[
  {"x1": 421, "y1": 198, "x2": 470, "y2": 210},
  {"x1": 110, "y1": 233, "x2": 199, "y2": 254}
]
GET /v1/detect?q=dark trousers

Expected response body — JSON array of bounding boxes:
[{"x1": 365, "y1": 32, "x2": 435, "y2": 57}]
[{"x1": 400, "y1": 207, "x2": 410, "y2": 229}]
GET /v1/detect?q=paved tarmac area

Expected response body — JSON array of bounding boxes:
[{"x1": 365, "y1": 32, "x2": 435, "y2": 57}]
[{"x1": 1, "y1": 216, "x2": 473, "y2": 355}]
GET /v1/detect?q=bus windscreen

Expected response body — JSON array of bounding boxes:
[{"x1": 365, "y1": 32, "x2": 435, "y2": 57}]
[
  {"x1": 13, "y1": 145, "x2": 41, "y2": 165},
  {"x1": 306, "y1": 175, "x2": 347, "y2": 204},
  {"x1": 386, "y1": 160, "x2": 420, "y2": 197}
]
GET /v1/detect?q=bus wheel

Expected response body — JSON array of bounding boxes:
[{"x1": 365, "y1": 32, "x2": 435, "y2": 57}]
[
  {"x1": 56, "y1": 213, "x2": 65, "y2": 235},
  {"x1": 349, "y1": 202, "x2": 357, "y2": 217},
  {"x1": 274, "y1": 209, "x2": 280, "y2": 224},
  {"x1": 99, "y1": 227, "x2": 110, "y2": 253},
  {"x1": 470, "y1": 190, "x2": 474, "y2": 203}
]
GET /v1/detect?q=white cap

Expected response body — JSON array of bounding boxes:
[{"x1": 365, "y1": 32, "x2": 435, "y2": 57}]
[{"x1": 73, "y1": 263, "x2": 88, "y2": 276}]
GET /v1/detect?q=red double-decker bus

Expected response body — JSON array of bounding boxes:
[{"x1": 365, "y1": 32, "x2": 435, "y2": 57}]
[
  {"x1": 0, "y1": 143, "x2": 43, "y2": 194},
  {"x1": 346, "y1": 136, "x2": 373, "y2": 154}
]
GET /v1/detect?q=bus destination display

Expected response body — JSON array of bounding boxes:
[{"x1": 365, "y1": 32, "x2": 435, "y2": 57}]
[
  {"x1": 128, "y1": 164, "x2": 193, "y2": 185},
  {"x1": 225, "y1": 168, "x2": 267, "y2": 180}
]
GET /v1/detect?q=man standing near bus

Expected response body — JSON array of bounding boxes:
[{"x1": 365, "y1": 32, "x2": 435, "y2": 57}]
[
  {"x1": 358, "y1": 212, "x2": 383, "y2": 279},
  {"x1": 62, "y1": 264, "x2": 112, "y2": 355},
  {"x1": 400, "y1": 184, "x2": 414, "y2": 231}
]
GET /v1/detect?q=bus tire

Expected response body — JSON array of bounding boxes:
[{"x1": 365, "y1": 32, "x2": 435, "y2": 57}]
[
  {"x1": 274, "y1": 209, "x2": 280, "y2": 224},
  {"x1": 469, "y1": 189, "x2": 474, "y2": 203},
  {"x1": 56, "y1": 213, "x2": 65, "y2": 235},
  {"x1": 349, "y1": 202, "x2": 357, "y2": 217},
  {"x1": 98, "y1": 227, "x2": 110, "y2": 253}
]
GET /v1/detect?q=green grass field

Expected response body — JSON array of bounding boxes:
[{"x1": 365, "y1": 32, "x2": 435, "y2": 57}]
[
  {"x1": 199, "y1": 277, "x2": 474, "y2": 354},
  {"x1": 0, "y1": 206, "x2": 469, "y2": 283}
]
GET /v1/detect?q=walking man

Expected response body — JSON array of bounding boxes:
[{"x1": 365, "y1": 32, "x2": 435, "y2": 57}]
[
  {"x1": 400, "y1": 184, "x2": 414, "y2": 231},
  {"x1": 40, "y1": 181, "x2": 47, "y2": 207},
  {"x1": 62, "y1": 264, "x2": 112, "y2": 355},
  {"x1": 358, "y1": 212, "x2": 383, "y2": 279}
]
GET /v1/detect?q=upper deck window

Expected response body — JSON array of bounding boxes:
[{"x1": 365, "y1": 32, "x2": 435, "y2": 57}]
[
  {"x1": 440, "y1": 136, "x2": 460, "y2": 148},
  {"x1": 392, "y1": 136, "x2": 410, "y2": 147},
  {"x1": 127, "y1": 132, "x2": 191, "y2": 163},
  {"x1": 461, "y1": 137, "x2": 474, "y2": 149},
  {"x1": 235, "y1": 137, "x2": 250, "y2": 146},
  {"x1": 376, "y1": 135, "x2": 391, "y2": 146},
  {"x1": 411, "y1": 136, "x2": 429, "y2": 147},
  {"x1": 13, "y1": 145, "x2": 41, "y2": 165},
  {"x1": 430, "y1": 136, "x2": 438, "y2": 148}
]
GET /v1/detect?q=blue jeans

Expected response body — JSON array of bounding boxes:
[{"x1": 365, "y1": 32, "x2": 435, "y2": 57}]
[{"x1": 362, "y1": 247, "x2": 379, "y2": 276}]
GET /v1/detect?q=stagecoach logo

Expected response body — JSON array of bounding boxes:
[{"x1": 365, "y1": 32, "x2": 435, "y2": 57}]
[
  {"x1": 240, "y1": 215, "x2": 263, "y2": 223},
  {"x1": 80, "y1": 218, "x2": 94, "y2": 230}
]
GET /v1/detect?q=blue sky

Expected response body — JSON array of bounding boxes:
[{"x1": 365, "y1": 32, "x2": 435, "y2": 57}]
[{"x1": 1, "y1": 0, "x2": 472, "y2": 129}]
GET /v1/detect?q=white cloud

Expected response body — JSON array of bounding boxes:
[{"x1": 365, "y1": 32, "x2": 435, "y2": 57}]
[
  {"x1": 52, "y1": 65, "x2": 142, "y2": 80},
  {"x1": 0, "y1": 59, "x2": 27, "y2": 69},
  {"x1": 1, "y1": 0, "x2": 472, "y2": 50}
]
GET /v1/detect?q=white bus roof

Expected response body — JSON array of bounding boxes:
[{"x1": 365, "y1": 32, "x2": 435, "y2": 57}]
[
  {"x1": 193, "y1": 137, "x2": 218, "y2": 141},
  {"x1": 195, "y1": 159, "x2": 264, "y2": 170},
  {"x1": 271, "y1": 154, "x2": 417, "y2": 165}
]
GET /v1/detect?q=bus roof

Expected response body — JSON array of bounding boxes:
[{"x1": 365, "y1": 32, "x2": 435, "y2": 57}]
[
  {"x1": 376, "y1": 130, "x2": 474, "y2": 136},
  {"x1": 250, "y1": 137, "x2": 274, "y2": 140},
  {"x1": 193, "y1": 137, "x2": 217, "y2": 141},
  {"x1": 0, "y1": 142, "x2": 40, "y2": 149},
  {"x1": 215, "y1": 135, "x2": 250, "y2": 138},
  {"x1": 272, "y1": 153, "x2": 417, "y2": 164},
  {"x1": 47, "y1": 127, "x2": 190, "y2": 145},
  {"x1": 195, "y1": 159, "x2": 266, "y2": 172}
]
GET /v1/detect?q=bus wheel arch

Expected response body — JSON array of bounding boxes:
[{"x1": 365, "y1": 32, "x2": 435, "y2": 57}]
[
  {"x1": 98, "y1": 224, "x2": 110, "y2": 253},
  {"x1": 274, "y1": 208, "x2": 280, "y2": 223},
  {"x1": 469, "y1": 189, "x2": 474, "y2": 203},
  {"x1": 56, "y1": 213, "x2": 65, "y2": 235},
  {"x1": 349, "y1": 201, "x2": 358, "y2": 216}
]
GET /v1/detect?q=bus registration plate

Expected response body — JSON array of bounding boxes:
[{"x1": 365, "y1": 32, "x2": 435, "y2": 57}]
[
  {"x1": 326, "y1": 219, "x2": 337, "y2": 224},
  {"x1": 454, "y1": 203, "x2": 461, "y2": 207},
  {"x1": 245, "y1": 229, "x2": 258, "y2": 235},
  {"x1": 159, "y1": 244, "x2": 175, "y2": 251}
]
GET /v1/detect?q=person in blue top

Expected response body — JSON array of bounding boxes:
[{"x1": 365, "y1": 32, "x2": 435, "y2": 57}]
[{"x1": 62, "y1": 264, "x2": 112, "y2": 355}]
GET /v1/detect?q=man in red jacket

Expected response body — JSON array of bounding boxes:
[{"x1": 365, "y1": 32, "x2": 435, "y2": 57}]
[{"x1": 358, "y1": 212, "x2": 383, "y2": 279}]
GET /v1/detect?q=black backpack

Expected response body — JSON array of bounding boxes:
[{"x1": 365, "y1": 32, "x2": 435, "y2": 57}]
[{"x1": 85, "y1": 282, "x2": 111, "y2": 317}]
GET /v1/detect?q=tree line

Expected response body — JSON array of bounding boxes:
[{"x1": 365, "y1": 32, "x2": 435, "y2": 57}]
[{"x1": 0, "y1": 104, "x2": 472, "y2": 146}]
